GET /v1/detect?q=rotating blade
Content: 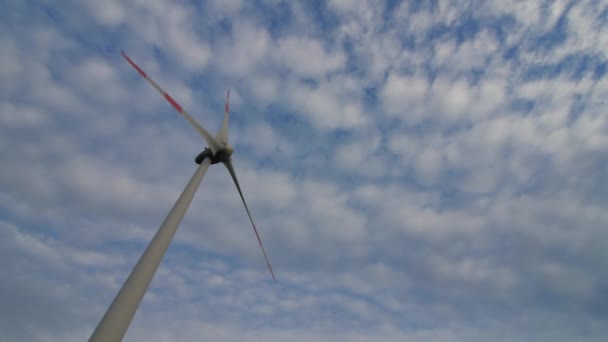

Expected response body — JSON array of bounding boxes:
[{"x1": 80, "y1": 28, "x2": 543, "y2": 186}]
[
  {"x1": 223, "y1": 159, "x2": 276, "y2": 283},
  {"x1": 216, "y1": 90, "x2": 230, "y2": 143},
  {"x1": 121, "y1": 51, "x2": 220, "y2": 154}
]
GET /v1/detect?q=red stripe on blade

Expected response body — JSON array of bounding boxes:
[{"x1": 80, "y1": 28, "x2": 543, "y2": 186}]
[
  {"x1": 121, "y1": 51, "x2": 147, "y2": 78},
  {"x1": 164, "y1": 93, "x2": 183, "y2": 113}
]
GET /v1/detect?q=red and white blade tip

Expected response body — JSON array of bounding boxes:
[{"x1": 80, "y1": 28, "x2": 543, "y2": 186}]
[
  {"x1": 121, "y1": 50, "x2": 146, "y2": 78},
  {"x1": 225, "y1": 90, "x2": 230, "y2": 113},
  {"x1": 121, "y1": 50, "x2": 184, "y2": 114}
]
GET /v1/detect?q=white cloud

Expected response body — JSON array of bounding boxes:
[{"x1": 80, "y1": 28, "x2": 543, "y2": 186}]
[
  {"x1": 483, "y1": 0, "x2": 541, "y2": 29},
  {"x1": 247, "y1": 74, "x2": 280, "y2": 105},
  {"x1": 216, "y1": 21, "x2": 271, "y2": 76},
  {"x1": 285, "y1": 78, "x2": 368, "y2": 129},
  {"x1": 87, "y1": 0, "x2": 212, "y2": 71},
  {"x1": 328, "y1": 0, "x2": 358, "y2": 13},
  {"x1": 0, "y1": 102, "x2": 48, "y2": 128},
  {"x1": 415, "y1": 146, "x2": 443, "y2": 185},
  {"x1": 0, "y1": 34, "x2": 22, "y2": 95},
  {"x1": 380, "y1": 72, "x2": 429, "y2": 122},
  {"x1": 275, "y1": 36, "x2": 346, "y2": 77},
  {"x1": 164, "y1": 5, "x2": 210, "y2": 70},
  {"x1": 334, "y1": 131, "x2": 381, "y2": 174},
  {"x1": 474, "y1": 77, "x2": 507, "y2": 114},
  {"x1": 238, "y1": 121, "x2": 294, "y2": 157},
  {"x1": 429, "y1": 255, "x2": 518, "y2": 292},
  {"x1": 451, "y1": 30, "x2": 499, "y2": 70},
  {"x1": 83, "y1": 0, "x2": 126, "y2": 26},
  {"x1": 408, "y1": 9, "x2": 434, "y2": 36},
  {"x1": 207, "y1": 0, "x2": 243, "y2": 16},
  {"x1": 61, "y1": 155, "x2": 181, "y2": 214},
  {"x1": 68, "y1": 57, "x2": 129, "y2": 106},
  {"x1": 540, "y1": 261, "x2": 595, "y2": 300},
  {"x1": 434, "y1": 76, "x2": 473, "y2": 119}
]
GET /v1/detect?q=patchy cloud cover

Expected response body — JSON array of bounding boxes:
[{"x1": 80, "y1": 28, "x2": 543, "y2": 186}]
[{"x1": 1, "y1": 0, "x2": 608, "y2": 341}]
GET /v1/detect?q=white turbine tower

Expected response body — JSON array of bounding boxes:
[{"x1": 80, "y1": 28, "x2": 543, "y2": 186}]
[{"x1": 88, "y1": 51, "x2": 275, "y2": 342}]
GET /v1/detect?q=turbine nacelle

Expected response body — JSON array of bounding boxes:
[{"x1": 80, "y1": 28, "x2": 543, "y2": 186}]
[{"x1": 194, "y1": 143, "x2": 234, "y2": 165}]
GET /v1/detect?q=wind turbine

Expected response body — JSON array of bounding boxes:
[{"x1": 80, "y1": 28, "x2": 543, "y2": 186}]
[{"x1": 88, "y1": 51, "x2": 275, "y2": 342}]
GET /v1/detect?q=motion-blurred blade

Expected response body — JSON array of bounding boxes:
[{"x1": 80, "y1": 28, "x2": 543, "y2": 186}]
[
  {"x1": 216, "y1": 90, "x2": 230, "y2": 143},
  {"x1": 121, "y1": 51, "x2": 220, "y2": 154},
  {"x1": 223, "y1": 159, "x2": 276, "y2": 283}
]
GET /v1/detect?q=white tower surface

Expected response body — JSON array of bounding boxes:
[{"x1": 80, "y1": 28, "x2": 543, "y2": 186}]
[{"x1": 89, "y1": 159, "x2": 211, "y2": 342}]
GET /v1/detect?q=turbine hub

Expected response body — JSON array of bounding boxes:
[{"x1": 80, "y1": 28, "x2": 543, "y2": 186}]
[
  {"x1": 194, "y1": 143, "x2": 234, "y2": 165},
  {"x1": 225, "y1": 143, "x2": 234, "y2": 157}
]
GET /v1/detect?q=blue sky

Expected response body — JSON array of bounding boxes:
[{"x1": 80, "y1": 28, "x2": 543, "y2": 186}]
[{"x1": 1, "y1": 0, "x2": 608, "y2": 340}]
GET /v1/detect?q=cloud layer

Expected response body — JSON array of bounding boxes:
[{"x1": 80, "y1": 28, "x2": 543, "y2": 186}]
[{"x1": 1, "y1": 0, "x2": 607, "y2": 341}]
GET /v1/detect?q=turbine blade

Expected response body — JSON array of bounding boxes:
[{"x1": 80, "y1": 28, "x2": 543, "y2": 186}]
[
  {"x1": 223, "y1": 159, "x2": 276, "y2": 283},
  {"x1": 121, "y1": 51, "x2": 220, "y2": 154},
  {"x1": 216, "y1": 90, "x2": 230, "y2": 143}
]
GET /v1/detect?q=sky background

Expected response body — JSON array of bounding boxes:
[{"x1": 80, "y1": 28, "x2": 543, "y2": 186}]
[{"x1": 1, "y1": 0, "x2": 608, "y2": 341}]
